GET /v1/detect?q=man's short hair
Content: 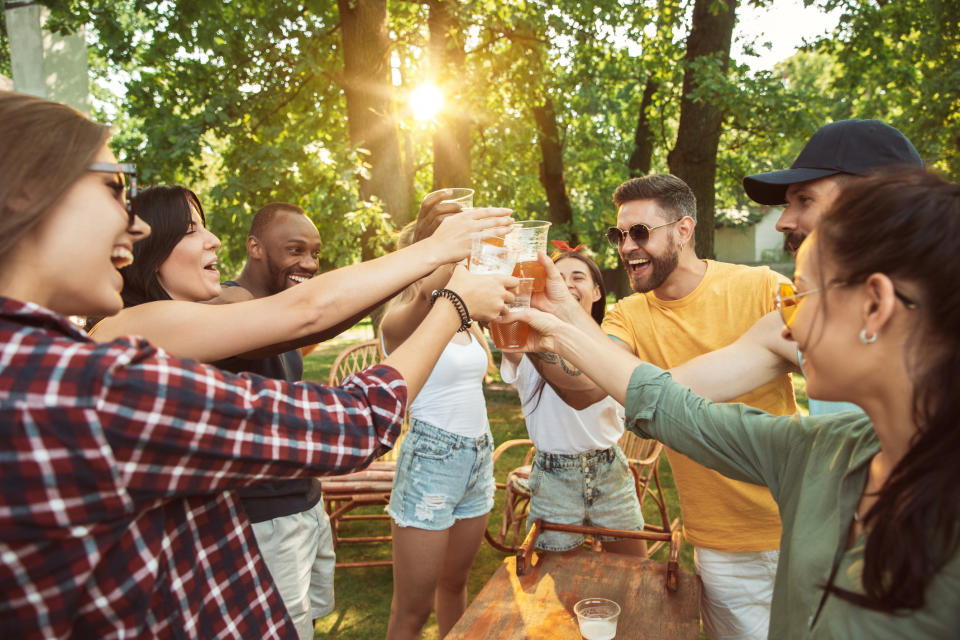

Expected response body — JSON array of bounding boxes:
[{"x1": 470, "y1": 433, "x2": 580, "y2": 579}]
[
  {"x1": 613, "y1": 174, "x2": 697, "y2": 222},
  {"x1": 249, "y1": 202, "x2": 306, "y2": 238}
]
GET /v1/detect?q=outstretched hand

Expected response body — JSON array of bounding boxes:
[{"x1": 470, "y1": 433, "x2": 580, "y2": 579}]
[
  {"x1": 529, "y1": 251, "x2": 583, "y2": 323},
  {"x1": 412, "y1": 189, "x2": 461, "y2": 243},
  {"x1": 429, "y1": 207, "x2": 514, "y2": 263},
  {"x1": 498, "y1": 307, "x2": 570, "y2": 354}
]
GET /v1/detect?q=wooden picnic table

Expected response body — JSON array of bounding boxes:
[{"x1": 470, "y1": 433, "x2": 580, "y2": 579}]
[{"x1": 446, "y1": 549, "x2": 701, "y2": 639}]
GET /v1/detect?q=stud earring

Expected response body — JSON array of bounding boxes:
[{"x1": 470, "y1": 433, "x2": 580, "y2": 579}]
[{"x1": 859, "y1": 329, "x2": 878, "y2": 344}]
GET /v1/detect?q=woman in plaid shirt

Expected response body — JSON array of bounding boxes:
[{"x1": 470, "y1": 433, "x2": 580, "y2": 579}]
[{"x1": 0, "y1": 91, "x2": 517, "y2": 639}]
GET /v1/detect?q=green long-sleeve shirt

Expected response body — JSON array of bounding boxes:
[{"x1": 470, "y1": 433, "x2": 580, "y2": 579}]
[{"x1": 625, "y1": 363, "x2": 959, "y2": 639}]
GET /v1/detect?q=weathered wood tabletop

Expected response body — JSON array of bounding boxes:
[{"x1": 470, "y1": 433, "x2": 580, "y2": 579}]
[{"x1": 446, "y1": 551, "x2": 701, "y2": 639}]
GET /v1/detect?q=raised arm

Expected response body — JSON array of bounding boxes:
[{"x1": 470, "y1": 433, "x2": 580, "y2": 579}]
[
  {"x1": 669, "y1": 310, "x2": 801, "y2": 402},
  {"x1": 380, "y1": 262, "x2": 456, "y2": 354},
  {"x1": 383, "y1": 266, "x2": 514, "y2": 402},
  {"x1": 95, "y1": 266, "x2": 516, "y2": 497},
  {"x1": 91, "y1": 207, "x2": 513, "y2": 362}
]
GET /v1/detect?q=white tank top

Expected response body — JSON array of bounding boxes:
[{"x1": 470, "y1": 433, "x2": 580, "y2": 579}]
[
  {"x1": 382, "y1": 333, "x2": 490, "y2": 438},
  {"x1": 501, "y1": 355, "x2": 624, "y2": 454}
]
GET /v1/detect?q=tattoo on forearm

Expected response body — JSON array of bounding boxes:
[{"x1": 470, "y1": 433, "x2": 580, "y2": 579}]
[{"x1": 531, "y1": 351, "x2": 582, "y2": 376}]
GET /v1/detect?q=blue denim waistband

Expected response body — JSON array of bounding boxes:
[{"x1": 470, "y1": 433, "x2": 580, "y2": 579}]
[
  {"x1": 409, "y1": 418, "x2": 492, "y2": 448},
  {"x1": 535, "y1": 446, "x2": 618, "y2": 471}
]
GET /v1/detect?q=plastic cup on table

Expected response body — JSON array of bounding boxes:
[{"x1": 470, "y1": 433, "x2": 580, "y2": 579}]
[{"x1": 574, "y1": 598, "x2": 620, "y2": 640}]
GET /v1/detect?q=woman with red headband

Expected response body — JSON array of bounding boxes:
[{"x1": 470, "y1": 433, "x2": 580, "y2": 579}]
[{"x1": 500, "y1": 245, "x2": 646, "y2": 556}]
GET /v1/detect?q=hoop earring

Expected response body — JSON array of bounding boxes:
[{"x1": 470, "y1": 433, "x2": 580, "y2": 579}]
[{"x1": 859, "y1": 329, "x2": 878, "y2": 344}]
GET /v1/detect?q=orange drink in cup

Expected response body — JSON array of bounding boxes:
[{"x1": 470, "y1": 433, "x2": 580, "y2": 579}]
[
  {"x1": 489, "y1": 277, "x2": 534, "y2": 349},
  {"x1": 505, "y1": 220, "x2": 551, "y2": 292}
]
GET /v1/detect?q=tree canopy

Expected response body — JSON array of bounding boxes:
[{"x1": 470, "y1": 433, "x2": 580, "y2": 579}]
[{"x1": 3, "y1": 0, "x2": 956, "y2": 273}]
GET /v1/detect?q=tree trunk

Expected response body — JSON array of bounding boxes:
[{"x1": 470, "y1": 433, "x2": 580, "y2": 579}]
[
  {"x1": 628, "y1": 77, "x2": 659, "y2": 177},
  {"x1": 337, "y1": 0, "x2": 412, "y2": 256},
  {"x1": 428, "y1": 0, "x2": 471, "y2": 189},
  {"x1": 532, "y1": 97, "x2": 575, "y2": 242},
  {"x1": 667, "y1": 0, "x2": 738, "y2": 260}
]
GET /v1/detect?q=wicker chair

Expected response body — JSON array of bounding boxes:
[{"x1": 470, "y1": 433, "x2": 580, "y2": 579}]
[{"x1": 320, "y1": 339, "x2": 408, "y2": 568}]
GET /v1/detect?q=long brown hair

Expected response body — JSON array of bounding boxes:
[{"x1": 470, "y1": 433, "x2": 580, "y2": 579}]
[
  {"x1": 0, "y1": 91, "x2": 110, "y2": 260},
  {"x1": 817, "y1": 168, "x2": 960, "y2": 611}
]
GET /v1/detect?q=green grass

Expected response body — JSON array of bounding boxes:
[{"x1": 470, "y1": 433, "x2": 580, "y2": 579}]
[{"x1": 306, "y1": 340, "x2": 694, "y2": 639}]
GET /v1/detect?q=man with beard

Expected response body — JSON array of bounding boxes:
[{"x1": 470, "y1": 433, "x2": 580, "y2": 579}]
[
  {"x1": 211, "y1": 202, "x2": 332, "y2": 640},
  {"x1": 666, "y1": 119, "x2": 923, "y2": 416},
  {"x1": 533, "y1": 174, "x2": 797, "y2": 640}
]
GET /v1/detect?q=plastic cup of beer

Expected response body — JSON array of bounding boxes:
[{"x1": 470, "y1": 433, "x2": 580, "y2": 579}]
[
  {"x1": 505, "y1": 220, "x2": 551, "y2": 292},
  {"x1": 468, "y1": 236, "x2": 518, "y2": 275},
  {"x1": 490, "y1": 277, "x2": 534, "y2": 349},
  {"x1": 574, "y1": 598, "x2": 620, "y2": 640},
  {"x1": 427, "y1": 187, "x2": 474, "y2": 209}
]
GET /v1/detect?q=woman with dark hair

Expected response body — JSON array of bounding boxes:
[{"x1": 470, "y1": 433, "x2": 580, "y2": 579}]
[
  {"x1": 499, "y1": 248, "x2": 646, "y2": 556},
  {"x1": 512, "y1": 168, "x2": 960, "y2": 637},
  {"x1": 117, "y1": 184, "x2": 209, "y2": 306},
  {"x1": 0, "y1": 90, "x2": 515, "y2": 638}
]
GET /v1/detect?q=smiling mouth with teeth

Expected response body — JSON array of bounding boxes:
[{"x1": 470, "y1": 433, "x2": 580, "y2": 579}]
[
  {"x1": 288, "y1": 274, "x2": 310, "y2": 284},
  {"x1": 111, "y1": 247, "x2": 134, "y2": 269}
]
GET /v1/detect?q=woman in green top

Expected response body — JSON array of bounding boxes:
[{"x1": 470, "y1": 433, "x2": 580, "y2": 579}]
[{"x1": 510, "y1": 169, "x2": 959, "y2": 637}]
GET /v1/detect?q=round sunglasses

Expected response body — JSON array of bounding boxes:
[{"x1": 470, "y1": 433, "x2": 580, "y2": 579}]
[{"x1": 606, "y1": 219, "x2": 679, "y2": 249}]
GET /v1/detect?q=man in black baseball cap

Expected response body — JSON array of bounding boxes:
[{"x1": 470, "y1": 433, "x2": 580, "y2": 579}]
[
  {"x1": 743, "y1": 119, "x2": 922, "y2": 254},
  {"x1": 657, "y1": 120, "x2": 925, "y2": 420}
]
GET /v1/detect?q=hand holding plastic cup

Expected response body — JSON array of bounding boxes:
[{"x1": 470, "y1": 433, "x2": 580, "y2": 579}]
[
  {"x1": 427, "y1": 187, "x2": 474, "y2": 209},
  {"x1": 490, "y1": 277, "x2": 534, "y2": 349},
  {"x1": 574, "y1": 598, "x2": 620, "y2": 640},
  {"x1": 505, "y1": 220, "x2": 551, "y2": 292}
]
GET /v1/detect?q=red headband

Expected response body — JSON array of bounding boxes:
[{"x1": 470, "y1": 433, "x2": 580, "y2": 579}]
[{"x1": 551, "y1": 240, "x2": 585, "y2": 253}]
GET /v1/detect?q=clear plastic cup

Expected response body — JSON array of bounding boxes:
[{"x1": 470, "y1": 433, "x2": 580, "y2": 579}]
[
  {"x1": 574, "y1": 598, "x2": 620, "y2": 640},
  {"x1": 490, "y1": 277, "x2": 534, "y2": 349},
  {"x1": 427, "y1": 187, "x2": 474, "y2": 208},
  {"x1": 468, "y1": 236, "x2": 518, "y2": 275},
  {"x1": 505, "y1": 220, "x2": 551, "y2": 292}
]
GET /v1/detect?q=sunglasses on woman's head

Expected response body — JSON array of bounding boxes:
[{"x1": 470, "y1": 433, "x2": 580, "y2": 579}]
[
  {"x1": 606, "y1": 219, "x2": 680, "y2": 249},
  {"x1": 87, "y1": 162, "x2": 138, "y2": 227}
]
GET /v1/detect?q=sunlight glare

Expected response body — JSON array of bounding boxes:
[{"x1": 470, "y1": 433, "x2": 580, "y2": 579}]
[{"x1": 410, "y1": 83, "x2": 443, "y2": 121}]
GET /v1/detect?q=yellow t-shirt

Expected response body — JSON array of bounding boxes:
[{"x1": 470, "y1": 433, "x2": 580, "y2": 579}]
[{"x1": 603, "y1": 260, "x2": 796, "y2": 552}]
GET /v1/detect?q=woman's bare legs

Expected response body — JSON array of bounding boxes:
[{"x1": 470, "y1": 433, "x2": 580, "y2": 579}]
[
  {"x1": 387, "y1": 523, "x2": 448, "y2": 640},
  {"x1": 434, "y1": 514, "x2": 489, "y2": 637},
  {"x1": 386, "y1": 513, "x2": 489, "y2": 640}
]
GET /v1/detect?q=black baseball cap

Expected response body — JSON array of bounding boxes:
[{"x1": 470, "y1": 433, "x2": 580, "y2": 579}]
[{"x1": 743, "y1": 119, "x2": 923, "y2": 205}]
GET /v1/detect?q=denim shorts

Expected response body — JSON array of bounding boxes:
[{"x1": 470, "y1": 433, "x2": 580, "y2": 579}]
[
  {"x1": 387, "y1": 419, "x2": 495, "y2": 530},
  {"x1": 527, "y1": 445, "x2": 645, "y2": 551}
]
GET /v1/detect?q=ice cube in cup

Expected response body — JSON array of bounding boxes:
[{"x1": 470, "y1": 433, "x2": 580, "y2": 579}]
[{"x1": 468, "y1": 236, "x2": 517, "y2": 275}]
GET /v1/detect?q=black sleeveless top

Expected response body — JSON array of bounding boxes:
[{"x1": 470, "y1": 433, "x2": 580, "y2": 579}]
[{"x1": 211, "y1": 281, "x2": 322, "y2": 523}]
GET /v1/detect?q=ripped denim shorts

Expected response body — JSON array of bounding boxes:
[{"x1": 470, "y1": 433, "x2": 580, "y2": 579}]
[{"x1": 387, "y1": 418, "x2": 495, "y2": 530}]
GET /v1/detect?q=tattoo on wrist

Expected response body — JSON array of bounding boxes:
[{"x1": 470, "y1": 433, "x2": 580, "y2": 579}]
[{"x1": 531, "y1": 351, "x2": 582, "y2": 376}]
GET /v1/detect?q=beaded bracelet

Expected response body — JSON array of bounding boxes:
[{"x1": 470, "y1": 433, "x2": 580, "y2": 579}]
[{"x1": 430, "y1": 288, "x2": 472, "y2": 332}]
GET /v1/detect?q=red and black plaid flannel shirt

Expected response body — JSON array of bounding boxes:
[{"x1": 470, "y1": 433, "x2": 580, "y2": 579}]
[{"x1": 0, "y1": 297, "x2": 407, "y2": 638}]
